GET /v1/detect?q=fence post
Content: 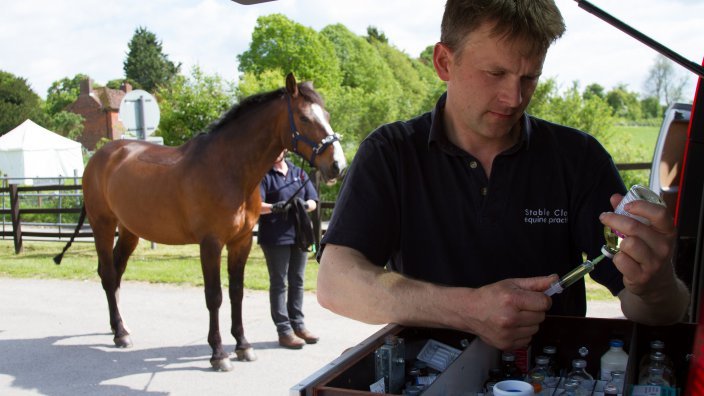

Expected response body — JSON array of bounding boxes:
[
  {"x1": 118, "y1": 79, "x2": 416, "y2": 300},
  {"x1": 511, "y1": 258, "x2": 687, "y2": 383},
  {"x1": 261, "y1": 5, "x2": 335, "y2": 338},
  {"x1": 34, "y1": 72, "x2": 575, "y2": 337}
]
[{"x1": 9, "y1": 184, "x2": 22, "y2": 254}]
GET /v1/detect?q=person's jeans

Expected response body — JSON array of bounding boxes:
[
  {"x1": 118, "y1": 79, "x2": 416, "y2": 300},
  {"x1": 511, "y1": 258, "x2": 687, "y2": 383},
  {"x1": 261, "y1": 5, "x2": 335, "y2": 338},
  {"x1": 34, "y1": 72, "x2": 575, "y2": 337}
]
[{"x1": 260, "y1": 244, "x2": 308, "y2": 335}]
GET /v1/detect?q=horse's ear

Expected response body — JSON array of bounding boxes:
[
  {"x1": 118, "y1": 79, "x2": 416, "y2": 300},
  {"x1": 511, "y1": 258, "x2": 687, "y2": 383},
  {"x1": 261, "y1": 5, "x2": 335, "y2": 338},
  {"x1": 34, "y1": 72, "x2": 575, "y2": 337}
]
[{"x1": 285, "y1": 72, "x2": 299, "y2": 98}]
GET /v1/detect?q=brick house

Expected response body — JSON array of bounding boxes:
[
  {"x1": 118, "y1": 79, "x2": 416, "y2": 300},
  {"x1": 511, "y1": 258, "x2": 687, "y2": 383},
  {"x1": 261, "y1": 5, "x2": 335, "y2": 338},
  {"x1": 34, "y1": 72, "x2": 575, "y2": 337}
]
[{"x1": 66, "y1": 78, "x2": 132, "y2": 150}]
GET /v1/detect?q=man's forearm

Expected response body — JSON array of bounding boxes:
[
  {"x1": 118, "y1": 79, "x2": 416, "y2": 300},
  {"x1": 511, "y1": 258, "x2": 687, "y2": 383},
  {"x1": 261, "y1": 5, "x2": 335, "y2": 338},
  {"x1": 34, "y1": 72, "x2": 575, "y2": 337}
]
[
  {"x1": 618, "y1": 277, "x2": 690, "y2": 325},
  {"x1": 317, "y1": 244, "x2": 460, "y2": 328}
]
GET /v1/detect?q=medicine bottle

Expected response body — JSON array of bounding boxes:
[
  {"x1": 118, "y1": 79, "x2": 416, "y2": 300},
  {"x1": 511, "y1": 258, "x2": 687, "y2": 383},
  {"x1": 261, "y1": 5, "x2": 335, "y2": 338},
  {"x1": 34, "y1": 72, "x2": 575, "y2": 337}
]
[
  {"x1": 600, "y1": 339, "x2": 628, "y2": 380},
  {"x1": 567, "y1": 359, "x2": 594, "y2": 391},
  {"x1": 483, "y1": 368, "x2": 503, "y2": 395},
  {"x1": 638, "y1": 351, "x2": 672, "y2": 386},
  {"x1": 639, "y1": 340, "x2": 675, "y2": 386},
  {"x1": 541, "y1": 346, "x2": 560, "y2": 387},
  {"x1": 500, "y1": 352, "x2": 522, "y2": 380}
]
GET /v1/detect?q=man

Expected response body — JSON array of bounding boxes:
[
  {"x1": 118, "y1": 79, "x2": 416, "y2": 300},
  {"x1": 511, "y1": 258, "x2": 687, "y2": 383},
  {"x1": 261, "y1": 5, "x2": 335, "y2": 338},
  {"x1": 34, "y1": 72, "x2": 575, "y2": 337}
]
[{"x1": 316, "y1": 0, "x2": 689, "y2": 352}]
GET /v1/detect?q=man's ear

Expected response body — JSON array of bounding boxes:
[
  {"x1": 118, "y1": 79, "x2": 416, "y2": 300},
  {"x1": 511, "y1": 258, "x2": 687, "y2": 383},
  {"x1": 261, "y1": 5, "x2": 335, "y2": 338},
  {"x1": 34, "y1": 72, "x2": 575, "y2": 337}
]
[{"x1": 433, "y1": 42, "x2": 453, "y2": 82}]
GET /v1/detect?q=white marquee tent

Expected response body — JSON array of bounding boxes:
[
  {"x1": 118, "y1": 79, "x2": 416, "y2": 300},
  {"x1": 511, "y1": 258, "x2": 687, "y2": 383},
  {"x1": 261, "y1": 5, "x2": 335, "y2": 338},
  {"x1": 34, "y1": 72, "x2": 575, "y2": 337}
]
[{"x1": 0, "y1": 119, "x2": 84, "y2": 184}]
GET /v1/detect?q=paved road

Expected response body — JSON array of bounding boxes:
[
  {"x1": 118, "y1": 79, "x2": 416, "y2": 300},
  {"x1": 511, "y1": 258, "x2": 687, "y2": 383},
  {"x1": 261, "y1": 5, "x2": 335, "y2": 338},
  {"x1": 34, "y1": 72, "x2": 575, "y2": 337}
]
[{"x1": 0, "y1": 278, "x2": 622, "y2": 396}]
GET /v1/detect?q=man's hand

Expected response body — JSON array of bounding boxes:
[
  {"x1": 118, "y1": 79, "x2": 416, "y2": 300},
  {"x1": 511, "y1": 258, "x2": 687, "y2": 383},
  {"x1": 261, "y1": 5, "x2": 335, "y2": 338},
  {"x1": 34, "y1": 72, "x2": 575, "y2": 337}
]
[
  {"x1": 271, "y1": 201, "x2": 291, "y2": 214},
  {"x1": 318, "y1": 245, "x2": 558, "y2": 351},
  {"x1": 456, "y1": 276, "x2": 556, "y2": 351},
  {"x1": 600, "y1": 194, "x2": 676, "y2": 296},
  {"x1": 601, "y1": 193, "x2": 689, "y2": 324}
]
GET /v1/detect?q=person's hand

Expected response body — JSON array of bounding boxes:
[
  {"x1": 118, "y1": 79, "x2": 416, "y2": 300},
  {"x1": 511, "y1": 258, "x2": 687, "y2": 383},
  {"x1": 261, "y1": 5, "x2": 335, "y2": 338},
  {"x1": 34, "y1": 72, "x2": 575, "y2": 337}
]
[
  {"x1": 458, "y1": 276, "x2": 555, "y2": 351},
  {"x1": 295, "y1": 197, "x2": 309, "y2": 210},
  {"x1": 271, "y1": 201, "x2": 291, "y2": 214},
  {"x1": 599, "y1": 194, "x2": 677, "y2": 297}
]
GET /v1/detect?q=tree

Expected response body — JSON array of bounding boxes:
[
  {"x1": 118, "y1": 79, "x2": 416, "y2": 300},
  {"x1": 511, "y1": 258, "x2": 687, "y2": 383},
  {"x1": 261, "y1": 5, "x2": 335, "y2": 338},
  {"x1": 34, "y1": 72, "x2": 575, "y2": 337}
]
[
  {"x1": 419, "y1": 45, "x2": 434, "y2": 67},
  {"x1": 640, "y1": 96, "x2": 664, "y2": 119},
  {"x1": 528, "y1": 80, "x2": 614, "y2": 141},
  {"x1": 606, "y1": 84, "x2": 642, "y2": 121},
  {"x1": 321, "y1": 24, "x2": 394, "y2": 91},
  {"x1": 124, "y1": 27, "x2": 180, "y2": 92},
  {"x1": 365, "y1": 26, "x2": 388, "y2": 44},
  {"x1": 44, "y1": 74, "x2": 89, "y2": 115},
  {"x1": 644, "y1": 54, "x2": 688, "y2": 106},
  {"x1": 0, "y1": 71, "x2": 45, "y2": 135},
  {"x1": 235, "y1": 69, "x2": 288, "y2": 100},
  {"x1": 583, "y1": 83, "x2": 605, "y2": 101},
  {"x1": 237, "y1": 14, "x2": 341, "y2": 90},
  {"x1": 106, "y1": 78, "x2": 141, "y2": 90},
  {"x1": 156, "y1": 66, "x2": 234, "y2": 146},
  {"x1": 371, "y1": 40, "x2": 443, "y2": 120},
  {"x1": 45, "y1": 111, "x2": 84, "y2": 140}
]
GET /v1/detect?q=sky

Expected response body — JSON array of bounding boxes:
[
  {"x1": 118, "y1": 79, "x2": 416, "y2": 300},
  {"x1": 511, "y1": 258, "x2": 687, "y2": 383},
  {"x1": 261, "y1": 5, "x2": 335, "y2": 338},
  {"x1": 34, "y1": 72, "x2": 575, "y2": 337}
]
[{"x1": 1, "y1": 0, "x2": 703, "y2": 101}]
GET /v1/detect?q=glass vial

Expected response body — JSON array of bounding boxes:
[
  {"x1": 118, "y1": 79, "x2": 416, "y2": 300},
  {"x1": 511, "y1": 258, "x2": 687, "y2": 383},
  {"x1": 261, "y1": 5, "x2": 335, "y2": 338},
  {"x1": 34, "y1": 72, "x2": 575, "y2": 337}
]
[
  {"x1": 542, "y1": 345, "x2": 560, "y2": 387},
  {"x1": 639, "y1": 340, "x2": 675, "y2": 386},
  {"x1": 483, "y1": 368, "x2": 503, "y2": 395},
  {"x1": 567, "y1": 359, "x2": 594, "y2": 391},
  {"x1": 500, "y1": 352, "x2": 523, "y2": 380}
]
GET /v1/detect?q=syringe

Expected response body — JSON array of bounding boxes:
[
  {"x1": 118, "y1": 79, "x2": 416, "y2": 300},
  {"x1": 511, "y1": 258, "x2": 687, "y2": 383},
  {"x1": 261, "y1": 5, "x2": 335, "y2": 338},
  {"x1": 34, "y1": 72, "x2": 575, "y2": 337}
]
[{"x1": 544, "y1": 253, "x2": 608, "y2": 296}]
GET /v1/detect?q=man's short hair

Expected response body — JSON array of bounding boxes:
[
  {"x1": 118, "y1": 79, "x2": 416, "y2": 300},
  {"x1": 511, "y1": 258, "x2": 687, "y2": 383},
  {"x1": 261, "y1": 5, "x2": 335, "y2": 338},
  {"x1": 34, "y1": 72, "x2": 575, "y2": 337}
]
[{"x1": 441, "y1": 0, "x2": 566, "y2": 56}]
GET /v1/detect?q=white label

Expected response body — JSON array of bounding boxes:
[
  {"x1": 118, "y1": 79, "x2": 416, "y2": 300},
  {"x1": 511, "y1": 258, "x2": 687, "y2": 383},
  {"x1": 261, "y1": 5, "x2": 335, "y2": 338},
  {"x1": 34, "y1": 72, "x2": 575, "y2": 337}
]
[{"x1": 369, "y1": 377, "x2": 385, "y2": 393}]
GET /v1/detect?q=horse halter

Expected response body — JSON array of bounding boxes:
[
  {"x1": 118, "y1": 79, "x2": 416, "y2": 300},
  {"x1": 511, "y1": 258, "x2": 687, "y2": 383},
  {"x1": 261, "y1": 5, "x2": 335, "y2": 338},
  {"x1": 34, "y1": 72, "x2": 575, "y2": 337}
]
[{"x1": 286, "y1": 93, "x2": 340, "y2": 167}]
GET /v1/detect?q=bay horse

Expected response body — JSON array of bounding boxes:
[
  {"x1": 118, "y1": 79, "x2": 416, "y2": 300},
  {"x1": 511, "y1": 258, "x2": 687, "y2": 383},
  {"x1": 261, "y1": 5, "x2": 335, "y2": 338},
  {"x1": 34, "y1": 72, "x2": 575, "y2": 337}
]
[{"x1": 54, "y1": 73, "x2": 346, "y2": 371}]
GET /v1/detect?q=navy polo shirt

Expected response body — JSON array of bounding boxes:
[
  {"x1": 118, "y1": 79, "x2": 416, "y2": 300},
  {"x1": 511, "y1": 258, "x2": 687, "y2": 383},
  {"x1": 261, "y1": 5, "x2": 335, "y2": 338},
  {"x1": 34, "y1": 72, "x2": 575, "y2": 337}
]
[
  {"x1": 320, "y1": 93, "x2": 627, "y2": 316},
  {"x1": 258, "y1": 160, "x2": 318, "y2": 246}
]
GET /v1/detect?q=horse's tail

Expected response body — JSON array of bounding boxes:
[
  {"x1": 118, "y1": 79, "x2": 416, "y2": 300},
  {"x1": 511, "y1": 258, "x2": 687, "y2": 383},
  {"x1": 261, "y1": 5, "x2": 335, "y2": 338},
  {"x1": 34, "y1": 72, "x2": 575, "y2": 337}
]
[{"x1": 53, "y1": 205, "x2": 87, "y2": 265}]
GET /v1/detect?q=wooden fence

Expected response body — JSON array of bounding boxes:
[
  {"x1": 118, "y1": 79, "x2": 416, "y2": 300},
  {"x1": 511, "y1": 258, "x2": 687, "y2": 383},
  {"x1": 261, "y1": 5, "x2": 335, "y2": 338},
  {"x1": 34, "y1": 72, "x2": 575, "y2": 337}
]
[
  {"x1": 0, "y1": 161, "x2": 651, "y2": 254},
  {"x1": 0, "y1": 183, "x2": 90, "y2": 253}
]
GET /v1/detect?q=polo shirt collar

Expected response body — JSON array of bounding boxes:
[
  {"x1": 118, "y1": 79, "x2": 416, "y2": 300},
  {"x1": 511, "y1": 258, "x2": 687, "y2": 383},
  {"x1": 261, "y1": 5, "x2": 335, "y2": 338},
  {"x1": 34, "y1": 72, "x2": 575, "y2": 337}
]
[
  {"x1": 428, "y1": 92, "x2": 532, "y2": 155},
  {"x1": 270, "y1": 159, "x2": 292, "y2": 177}
]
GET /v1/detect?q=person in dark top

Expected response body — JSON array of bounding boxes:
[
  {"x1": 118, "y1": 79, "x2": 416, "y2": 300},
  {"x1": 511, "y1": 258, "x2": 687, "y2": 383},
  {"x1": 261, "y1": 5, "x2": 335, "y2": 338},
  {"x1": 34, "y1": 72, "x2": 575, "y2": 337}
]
[
  {"x1": 316, "y1": 0, "x2": 689, "y2": 352},
  {"x1": 259, "y1": 150, "x2": 319, "y2": 349}
]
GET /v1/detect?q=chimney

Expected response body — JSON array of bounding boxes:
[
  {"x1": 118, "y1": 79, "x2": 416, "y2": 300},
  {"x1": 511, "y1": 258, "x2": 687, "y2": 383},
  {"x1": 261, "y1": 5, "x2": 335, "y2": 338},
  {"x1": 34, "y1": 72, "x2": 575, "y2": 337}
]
[
  {"x1": 80, "y1": 78, "x2": 93, "y2": 95},
  {"x1": 120, "y1": 82, "x2": 133, "y2": 93}
]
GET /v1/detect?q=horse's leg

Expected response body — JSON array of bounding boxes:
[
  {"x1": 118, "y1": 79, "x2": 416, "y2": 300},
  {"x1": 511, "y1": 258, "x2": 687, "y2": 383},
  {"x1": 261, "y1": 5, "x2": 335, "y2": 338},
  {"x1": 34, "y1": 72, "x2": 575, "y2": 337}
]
[
  {"x1": 94, "y1": 219, "x2": 133, "y2": 348},
  {"x1": 227, "y1": 235, "x2": 256, "y2": 361},
  {"x1": 200, "y1": 237, "x2": 232, "y2": 372},
  {"x1": 110, "y1": 225, "x2": 140, "y2": 345}
]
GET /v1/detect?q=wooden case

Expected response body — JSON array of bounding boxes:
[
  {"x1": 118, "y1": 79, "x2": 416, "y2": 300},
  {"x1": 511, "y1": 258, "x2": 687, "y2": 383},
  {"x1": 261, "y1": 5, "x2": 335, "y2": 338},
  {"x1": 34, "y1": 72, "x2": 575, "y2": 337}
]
[{"x1": 291, "y1": 316, "x2": 697, "y2": 396}]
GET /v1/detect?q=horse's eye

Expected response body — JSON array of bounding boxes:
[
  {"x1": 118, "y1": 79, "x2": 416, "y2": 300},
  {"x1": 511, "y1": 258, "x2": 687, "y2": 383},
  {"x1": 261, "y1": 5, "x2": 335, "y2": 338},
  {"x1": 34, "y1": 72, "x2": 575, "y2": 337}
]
[{"x1": 299, "y1": 115, "x2": 312, "y2": 124}]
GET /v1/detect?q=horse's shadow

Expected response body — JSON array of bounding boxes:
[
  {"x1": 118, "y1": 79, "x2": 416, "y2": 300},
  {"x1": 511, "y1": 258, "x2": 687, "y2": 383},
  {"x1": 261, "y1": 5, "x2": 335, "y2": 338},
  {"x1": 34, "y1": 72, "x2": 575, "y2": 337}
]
[{"x1": 0, "y1": 332, "x2": 281, "y2": 395}]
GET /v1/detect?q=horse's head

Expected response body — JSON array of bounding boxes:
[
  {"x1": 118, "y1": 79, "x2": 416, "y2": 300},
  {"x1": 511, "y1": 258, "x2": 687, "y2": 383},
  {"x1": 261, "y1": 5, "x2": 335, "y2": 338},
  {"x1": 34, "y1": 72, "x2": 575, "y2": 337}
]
[{"x1": 283, "y1": 73, "x2": 346, "y2": 182}]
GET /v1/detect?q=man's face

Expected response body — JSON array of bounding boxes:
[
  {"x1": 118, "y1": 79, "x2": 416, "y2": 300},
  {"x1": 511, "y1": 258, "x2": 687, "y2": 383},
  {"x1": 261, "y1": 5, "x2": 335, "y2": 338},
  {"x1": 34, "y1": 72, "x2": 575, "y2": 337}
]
[{"x1": 434, "y1": 22, "x2": 547, "y2": 143}]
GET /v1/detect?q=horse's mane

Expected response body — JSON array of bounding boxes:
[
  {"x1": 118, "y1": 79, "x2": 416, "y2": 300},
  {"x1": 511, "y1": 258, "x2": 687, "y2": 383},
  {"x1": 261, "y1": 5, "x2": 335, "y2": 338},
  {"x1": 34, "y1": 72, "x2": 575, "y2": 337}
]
[{"x1": 204, "y1": 82, "x2": 323, "y2": 135}]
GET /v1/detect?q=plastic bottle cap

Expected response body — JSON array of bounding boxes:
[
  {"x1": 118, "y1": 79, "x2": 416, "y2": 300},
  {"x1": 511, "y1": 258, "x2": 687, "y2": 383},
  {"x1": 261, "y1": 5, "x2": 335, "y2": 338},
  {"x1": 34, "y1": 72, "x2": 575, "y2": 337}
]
[{"x1": 609, "y1": 339, "x2": 624, "y2": 347}]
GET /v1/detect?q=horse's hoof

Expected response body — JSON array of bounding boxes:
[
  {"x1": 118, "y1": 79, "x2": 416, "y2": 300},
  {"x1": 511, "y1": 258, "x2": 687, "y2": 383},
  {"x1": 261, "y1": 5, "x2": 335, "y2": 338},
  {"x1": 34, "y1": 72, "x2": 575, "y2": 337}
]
[
  {"x1": 113, "y1": 335, "x2": 133, "y2": 348},
  {"x1": 235, "y1": 347, "x2": 257, "y2": 362},
  {"x1": 211, "y1": 357, "x2": 233, "y2": 372}
]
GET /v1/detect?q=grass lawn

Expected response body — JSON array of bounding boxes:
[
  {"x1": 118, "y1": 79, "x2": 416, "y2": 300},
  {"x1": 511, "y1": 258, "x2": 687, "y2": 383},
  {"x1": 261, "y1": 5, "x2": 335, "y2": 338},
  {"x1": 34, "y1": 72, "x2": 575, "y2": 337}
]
[
  {"x1": 611, "y1": 124, "x2": 660, "y2": 158},
  {"x1": 0, "y1": 239, "x2": 319, "y2": 291}
]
